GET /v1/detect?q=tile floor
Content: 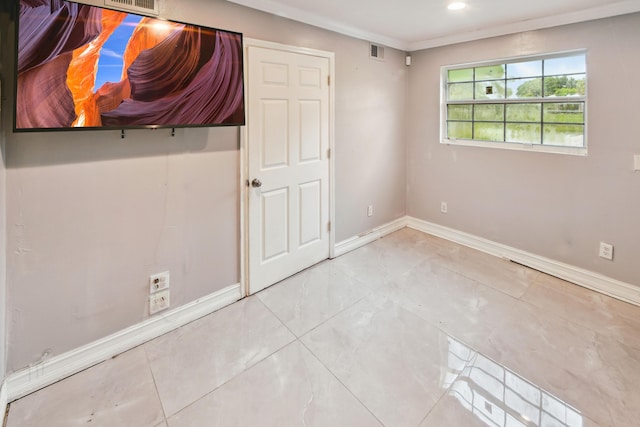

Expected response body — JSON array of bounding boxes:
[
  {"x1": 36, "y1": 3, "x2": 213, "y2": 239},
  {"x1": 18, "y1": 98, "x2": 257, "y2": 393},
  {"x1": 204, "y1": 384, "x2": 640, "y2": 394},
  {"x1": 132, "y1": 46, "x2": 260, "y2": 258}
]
[{"x1": 6, "y1": 228, "x2": 640, "y2": 427}]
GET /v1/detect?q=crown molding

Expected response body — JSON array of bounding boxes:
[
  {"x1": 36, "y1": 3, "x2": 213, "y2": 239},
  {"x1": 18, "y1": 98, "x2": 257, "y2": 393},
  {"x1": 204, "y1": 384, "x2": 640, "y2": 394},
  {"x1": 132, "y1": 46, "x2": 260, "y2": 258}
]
[
  {"x1": 408, "y1": 0, "x2": 640, "y2": 51},
  {"x1": 229, "y1": 0, "x2": 640, "y2": 52}
]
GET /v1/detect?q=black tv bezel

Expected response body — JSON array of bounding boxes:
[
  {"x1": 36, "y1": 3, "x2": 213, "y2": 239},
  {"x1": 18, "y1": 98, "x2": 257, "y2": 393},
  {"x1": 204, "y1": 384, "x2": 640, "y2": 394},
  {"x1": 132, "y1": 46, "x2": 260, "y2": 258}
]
[{"x1": 13, "y1": 0, "x2": 246, "y2": 133}]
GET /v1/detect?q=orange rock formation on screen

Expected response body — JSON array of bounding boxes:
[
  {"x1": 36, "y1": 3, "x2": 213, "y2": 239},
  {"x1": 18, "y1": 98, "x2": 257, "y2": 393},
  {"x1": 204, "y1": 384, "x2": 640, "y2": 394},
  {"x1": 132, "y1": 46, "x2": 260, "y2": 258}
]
[{"x1": 67, "y1": 10, "x2": 126, "y2": 127}]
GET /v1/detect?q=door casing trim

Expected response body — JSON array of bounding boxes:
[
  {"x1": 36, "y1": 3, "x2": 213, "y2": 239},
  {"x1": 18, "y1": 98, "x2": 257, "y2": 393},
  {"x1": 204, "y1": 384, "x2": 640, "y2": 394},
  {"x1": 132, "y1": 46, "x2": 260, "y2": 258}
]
[{"x1": 240, "y1": 38, "x2": 336, "y2": 297}]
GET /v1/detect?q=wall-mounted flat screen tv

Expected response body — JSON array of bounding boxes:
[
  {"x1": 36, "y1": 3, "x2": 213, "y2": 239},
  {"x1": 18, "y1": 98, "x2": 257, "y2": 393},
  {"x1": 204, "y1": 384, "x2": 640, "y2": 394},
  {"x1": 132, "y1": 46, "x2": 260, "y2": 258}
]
[{"x1": 14, "y1": 0, "x2": 245, "y2": 132}]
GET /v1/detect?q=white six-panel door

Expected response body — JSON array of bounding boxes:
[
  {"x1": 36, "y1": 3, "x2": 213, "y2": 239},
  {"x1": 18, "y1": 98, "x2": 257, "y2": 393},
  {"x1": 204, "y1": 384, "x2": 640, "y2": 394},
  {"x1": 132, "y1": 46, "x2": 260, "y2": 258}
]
[{"x1": 247, "y1": 44, "x2": 331, "y2": 294}]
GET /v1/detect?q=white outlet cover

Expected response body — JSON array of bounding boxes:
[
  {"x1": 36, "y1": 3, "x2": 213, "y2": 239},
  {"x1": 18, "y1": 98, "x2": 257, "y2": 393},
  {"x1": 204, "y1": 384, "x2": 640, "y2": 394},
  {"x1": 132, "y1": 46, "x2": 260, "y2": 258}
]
[
  {"x1": 634, "y1": 154, "x2": 640, "y2": 171},
  {"x1": 599, "y1": 242, "x2": 613, "y2": 260},
  {"x1": 149, "y1": 289, "x2": 170, "y2": 314},
  {"x1": 149, "y1": 271, "x2": 170, "y2": 293}
]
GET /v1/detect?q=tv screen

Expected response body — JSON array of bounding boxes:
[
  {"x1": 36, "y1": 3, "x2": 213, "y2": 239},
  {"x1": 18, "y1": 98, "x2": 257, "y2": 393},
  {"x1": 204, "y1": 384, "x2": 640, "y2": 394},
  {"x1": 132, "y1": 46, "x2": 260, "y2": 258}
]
[{"x1": 15, "y1": 0, "x2": 245, "y2": 132}]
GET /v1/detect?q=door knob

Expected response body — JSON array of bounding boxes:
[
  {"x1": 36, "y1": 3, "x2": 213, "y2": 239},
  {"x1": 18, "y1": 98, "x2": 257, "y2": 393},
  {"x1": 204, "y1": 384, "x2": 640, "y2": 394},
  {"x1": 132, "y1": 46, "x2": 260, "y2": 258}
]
[{"x1": 251, "y1": 178, "x2": 262, "y2": 188}]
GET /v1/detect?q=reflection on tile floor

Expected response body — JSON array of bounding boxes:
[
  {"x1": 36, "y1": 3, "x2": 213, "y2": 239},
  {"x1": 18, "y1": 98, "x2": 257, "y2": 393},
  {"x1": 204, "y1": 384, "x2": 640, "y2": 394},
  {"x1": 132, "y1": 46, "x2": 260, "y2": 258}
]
[
  {"x1": 7, "y1": 227, "x2": 640, "y2": 426},
  {"x1": 421, "y1": 337, "x2": 592, "y2": 427}
]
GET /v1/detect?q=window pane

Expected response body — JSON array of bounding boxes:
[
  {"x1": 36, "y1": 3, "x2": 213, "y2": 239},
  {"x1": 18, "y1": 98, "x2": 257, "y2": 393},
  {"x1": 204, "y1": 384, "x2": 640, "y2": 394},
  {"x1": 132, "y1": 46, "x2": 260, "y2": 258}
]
[
  {"x1": 475, "y1": 104, "x2": 504, "y2": 122},
  {"x1": 474, "y1": 122, "x2": 504, "y2": 142},
  {"x1": 475, "y1": 80, "x2": 506, "y2": 100},
  {"x1": 444, "y1": 53, "x2": 587, "y2": 151},
  {"x1": 544, "y1": 75, "x2": 585, "y2": 97},
  {"x1": 543, "y1": 124, "x2": 584, "y2": 147},
  {"x1": 448, "y1": 68, "x2": 473, "y2": 82},
  {"x1": 448, "y1": 121, "x2": 472, "y2": 139},
  {"x1": 506, "y1": 103, "x2": 541, "y2": 122},
  {"x1": 475, "y1": 64, "x2": 505, "y2": 81},
  {"x1": 543, "y1": 103, "x2": 584, "y2": 123},
  {"x1": 506, "y1": 123, "x2": 541, "y2": 144},
  {"x1": 448, "y1": 104, "x2": 472, "y2": 121},
  {"x1": 508, "y1": 78, "x2": 542, "y2": 99},
  {"x1": 448, "y1": 83, "x2": 474, "y2": 100},
  {"x1": 544, "y1": 55, "x2": 585, "y2": 76},
  {"x1": 506, "y1": 60, "x2": 542, "y2": 78}
]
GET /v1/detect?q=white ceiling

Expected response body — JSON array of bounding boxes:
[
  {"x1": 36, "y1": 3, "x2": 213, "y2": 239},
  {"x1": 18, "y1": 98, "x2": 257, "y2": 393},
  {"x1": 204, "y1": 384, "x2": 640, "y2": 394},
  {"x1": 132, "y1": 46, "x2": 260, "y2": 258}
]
[{"x1": 226, "y1": 0, "x2": 640, "y2": 51}]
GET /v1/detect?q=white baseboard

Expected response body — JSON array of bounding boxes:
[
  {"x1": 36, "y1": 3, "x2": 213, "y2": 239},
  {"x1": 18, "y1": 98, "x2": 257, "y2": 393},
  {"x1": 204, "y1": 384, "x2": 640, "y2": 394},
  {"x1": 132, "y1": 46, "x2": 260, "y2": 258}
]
[
  {"x1": 3, "y1": 218, "x2": 636, "y2": 408},
  {"x1": 0, "y1": 382, "x2": 7, "y2": 425},
  {"x1": 333, "y1": 217, "x2": 408, "y2": 257},
  {"x1": 407, "y1": 217, "x2": 640, "y2": 306},
  {"x1": 4, "y1": 283, "x2": 242, "y2": 402}
]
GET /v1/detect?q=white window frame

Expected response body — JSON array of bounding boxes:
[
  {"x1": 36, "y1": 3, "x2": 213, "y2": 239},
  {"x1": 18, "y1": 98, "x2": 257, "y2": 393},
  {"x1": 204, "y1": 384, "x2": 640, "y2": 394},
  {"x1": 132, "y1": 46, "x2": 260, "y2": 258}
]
[{"x1": 440, "y1": 50, "x2": 588, "y2": 156}]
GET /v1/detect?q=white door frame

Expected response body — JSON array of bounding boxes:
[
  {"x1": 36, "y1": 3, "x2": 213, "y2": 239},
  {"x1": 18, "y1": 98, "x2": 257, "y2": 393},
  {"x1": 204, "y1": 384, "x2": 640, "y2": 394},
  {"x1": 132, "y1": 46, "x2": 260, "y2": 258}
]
[{"x1": 240, "y1": 38, "x2": 336, "y2": 297}]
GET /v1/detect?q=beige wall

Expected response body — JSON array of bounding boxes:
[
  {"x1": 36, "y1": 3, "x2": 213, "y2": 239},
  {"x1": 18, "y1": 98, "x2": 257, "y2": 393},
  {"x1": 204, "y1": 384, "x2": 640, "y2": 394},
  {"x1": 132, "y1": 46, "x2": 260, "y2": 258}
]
[
  {"x1": 407, "y1": 13, "x2": 640, "y2": 286},
  {"x1": 164, "y1": 0, "x2": 409, "y2": 239},
  {"x1": 2, "y1": 0, "x2": 408, "y2": 371},
  {"x1": 0, "y1": 13, "x2": 9, "y2": 378}
]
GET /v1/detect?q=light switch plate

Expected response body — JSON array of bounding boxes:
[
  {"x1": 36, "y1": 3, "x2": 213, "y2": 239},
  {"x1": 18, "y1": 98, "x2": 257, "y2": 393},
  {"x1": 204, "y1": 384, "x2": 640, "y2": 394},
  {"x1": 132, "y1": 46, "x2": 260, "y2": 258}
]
[{"x1": 634, "y1": 154, "x2": 640, "y2": 171}]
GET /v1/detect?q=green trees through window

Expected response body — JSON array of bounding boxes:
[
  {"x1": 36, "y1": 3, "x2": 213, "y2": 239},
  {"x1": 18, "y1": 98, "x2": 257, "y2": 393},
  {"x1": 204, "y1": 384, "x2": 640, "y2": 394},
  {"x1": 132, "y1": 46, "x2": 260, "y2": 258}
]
[
  {"x1": 444, "y1": 53, "x2": 586, "y2": 148},
  {"x1": 516, "y1": 76, "x2": 586, "y2": 98}
]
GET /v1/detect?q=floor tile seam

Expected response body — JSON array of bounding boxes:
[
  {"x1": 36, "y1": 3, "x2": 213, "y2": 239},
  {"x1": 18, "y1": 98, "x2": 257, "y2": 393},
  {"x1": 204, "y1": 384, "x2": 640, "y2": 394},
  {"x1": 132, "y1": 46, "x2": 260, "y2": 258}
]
[
  {"x1": 367, "y1": 260, "x2": 527, "y2": 328},
  {"x1": 296, "y1": 337, "x2": 386, "y2": 427},
  {"x1": 412, "y1": 385, "x2": 453, "y2": 427},
  {"x1": 155, "y1": 298, "x2": 296, "y2": 418},
  {"x1": 271, "y1": 261, "x2": 633, "y2": 353},
  {"x1": 411, "y1": 356, "x2": 471, "y2": 427},
  {"x1": 292, "y1": 290, "x2": 372, "y2": 338},
  {"x1": 432, "y1": 259, "x2": 532, "y2": 301},
  {"x1": 254, "y1": 293, "x2": 307, "y2": 339},
  {"x1": 267, "y1": 288, "x2": 374, "y2": 339},
  {"x1": 369, "y1": 254, "x2": 634, "y2": 371},
  {"x1": 348, "y1": 262, "x2": 420, "y2": 292},
  {"x1": 7, "y1": 342, "x2": 152, "y2": 410},
  {"x1": 507, "y1": 273, "x2": 640, "y2": 350},
  {"x1": 298, "y1": 293, "x2": 471, "y2": 427},
  {"x1": 141, "y1": 345, "x2": 169, "y2": 424},
  {"x1": 518, "y1": 291, "x2": 640, "y2": 349},
  {"x1": 412, "y1": 327, "x2": 512, "y2": 427},
  {"x1": 411, "y1": 326, "x2": 482, "y2": 427},
  {"x1": 512, "y1": 293, "x2": 632, "y2": 351},
  {"x1": 164, "y1": 339, "x2": 302, "y2": 421}
]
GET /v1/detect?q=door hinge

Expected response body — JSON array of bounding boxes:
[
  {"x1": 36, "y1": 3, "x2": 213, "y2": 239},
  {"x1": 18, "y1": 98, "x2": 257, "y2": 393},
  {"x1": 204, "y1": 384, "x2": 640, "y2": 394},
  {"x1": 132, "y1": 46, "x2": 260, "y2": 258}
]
[
  {"x1": 327, "y1": 221, "x2": 331, "y2": 232},
  {"x1": 327, "y1": 75, "x2": 330, "y2": 86},
  {"x1": 327, "y1": 148, "x2": 331, "y2": 159}
]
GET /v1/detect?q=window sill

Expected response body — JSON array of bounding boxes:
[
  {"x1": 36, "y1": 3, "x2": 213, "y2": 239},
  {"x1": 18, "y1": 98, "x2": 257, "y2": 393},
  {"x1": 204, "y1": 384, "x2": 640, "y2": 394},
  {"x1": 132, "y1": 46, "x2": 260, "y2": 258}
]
[{"x1": 441, "y1": 138, "x2": 588, "y2": 156}]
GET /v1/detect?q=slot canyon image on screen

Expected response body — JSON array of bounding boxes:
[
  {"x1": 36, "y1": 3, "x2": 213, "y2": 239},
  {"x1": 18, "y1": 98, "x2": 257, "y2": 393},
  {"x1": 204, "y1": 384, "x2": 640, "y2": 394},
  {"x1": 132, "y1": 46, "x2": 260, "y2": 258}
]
[{"x1": 15, "y1": 0, "x2": 245, "y2": 131}]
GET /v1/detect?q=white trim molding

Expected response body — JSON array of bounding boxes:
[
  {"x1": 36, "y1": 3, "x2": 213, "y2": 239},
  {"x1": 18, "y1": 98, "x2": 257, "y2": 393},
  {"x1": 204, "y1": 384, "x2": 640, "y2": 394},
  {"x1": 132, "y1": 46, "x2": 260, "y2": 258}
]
[
  {"x1": 333, "y1": 217, "x2": 408, "y2": 258},
  {"x1": 0, "y1": 382, "x2": 7, "y2": 424},
  {"x1": 228, "y1": 0, "x2": 640, "y2": 52},
  {"x1": 409, "y1": 1, "x2": 640, "y2": 51},
  {"x1": 406, "y1": 217, "x2": 640, "y2": 306},
  {"x1": 4, "y1": 284, "x2": 242, "y2": 402}
]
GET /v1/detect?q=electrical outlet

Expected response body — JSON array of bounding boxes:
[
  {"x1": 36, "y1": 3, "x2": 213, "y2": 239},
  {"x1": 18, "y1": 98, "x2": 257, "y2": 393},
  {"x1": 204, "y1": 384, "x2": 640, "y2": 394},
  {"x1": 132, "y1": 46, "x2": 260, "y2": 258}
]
[
  {"x1": 634, "y1": 154, "x2": 640, "y2": 171},
  {"x1": 599, "y1": 242, "x2": 614, "y2": 260},
  {"x1": 149, "y1": 289, "x2": 170, "y2": 314},
  {"x1": 367, "y1": 205, "x2": 373, "y2": 217},
  {"x1": 149, "y1": 271, "x2": 170, "y2": 293},
  {"x1": 440, "y1": 202, "x2": 448, "y2": 214}
]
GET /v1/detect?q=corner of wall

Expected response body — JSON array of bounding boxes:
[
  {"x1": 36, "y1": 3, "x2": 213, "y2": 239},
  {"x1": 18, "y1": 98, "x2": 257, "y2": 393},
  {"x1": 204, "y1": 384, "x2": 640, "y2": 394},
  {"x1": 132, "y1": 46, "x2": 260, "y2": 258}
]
[{"x1": 0, "y1": 10, "x2": 11, "y2": 386}]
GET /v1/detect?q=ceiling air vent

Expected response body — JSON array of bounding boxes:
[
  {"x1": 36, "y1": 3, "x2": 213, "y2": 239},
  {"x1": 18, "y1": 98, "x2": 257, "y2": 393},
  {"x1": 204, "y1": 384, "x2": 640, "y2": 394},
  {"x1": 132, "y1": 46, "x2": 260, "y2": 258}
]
[
  {"x1": 370, "y1": 43, "x2": 385, "y2": 61},
  {"x1": 105, "y1": 0, "x2": 159, "y2": 16}
]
